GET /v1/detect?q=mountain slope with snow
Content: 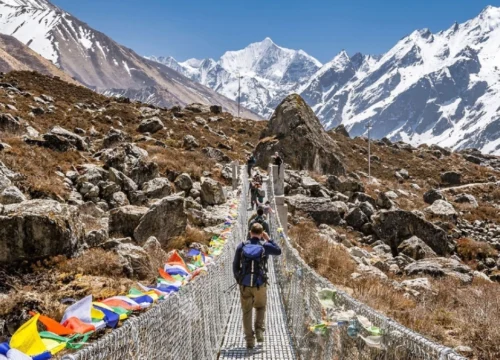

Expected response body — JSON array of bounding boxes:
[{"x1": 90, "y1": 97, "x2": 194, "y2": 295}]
[
  {"x1": 0, "y1": 0, "x2": 259, "y2": 119},
  {"x1": 152, "y1": 7, "x2": 500, "y2": 154},
  {"x1": 148, "y1": 38, "x2": 322, "y2": 118}
]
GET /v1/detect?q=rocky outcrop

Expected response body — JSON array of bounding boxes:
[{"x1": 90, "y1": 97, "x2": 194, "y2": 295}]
[
  {"x1": 255, "y1": 94, "x2": 344, "y2": 175},
  {"x1": 200, "y1": 178, "x2": 226, "y2": 206},
  {"x1": 372, "y1": 210, "x2": 450, "y2": 255},
  {"x1": 286, "y1": 195, "x2": 342, "y2": 225},
  {"x1": 108, "y1": 205, "x2": 148, "y2": 238},
  {"x1": 134, "y1": 195, "x2": 187, "y2": 246},
  {"x1": 397, "y1": 236, "x2": 437, "y2": 260},
  {"x1": 405, "y1": 258, "x2": 473, "y2": 283},
  {"x1": 0, "y1": 200, "x2": 84, "y2": 264}
]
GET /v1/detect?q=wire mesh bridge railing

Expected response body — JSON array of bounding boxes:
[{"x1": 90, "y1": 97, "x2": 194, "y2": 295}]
[{"x1": 63, "y1": 165, "x2": 466, "y2": 360}]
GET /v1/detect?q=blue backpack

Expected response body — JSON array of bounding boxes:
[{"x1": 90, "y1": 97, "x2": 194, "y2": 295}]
[{"x1": 238, "y1": 241, "x2": 268, "y2": 287}]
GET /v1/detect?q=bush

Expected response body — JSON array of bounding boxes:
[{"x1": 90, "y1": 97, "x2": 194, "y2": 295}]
[{"x1": 456, "y1": 237, "x2": 498, "y2": 261}]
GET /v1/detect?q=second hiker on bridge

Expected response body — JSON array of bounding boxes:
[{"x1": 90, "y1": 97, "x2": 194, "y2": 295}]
[{"x1": 233, "y1": 223, "x2": 282, "y2": 349}]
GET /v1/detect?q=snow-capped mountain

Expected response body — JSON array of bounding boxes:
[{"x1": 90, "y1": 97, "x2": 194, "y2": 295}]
[
  {"x1": 0, "y1": 0, "x2": 259, "y2": 119},
  {"x1": 147, "y1": 38, "x2": 323, "y2": 118},
  {"x1": 152, "y1": 6, "x2": 500, "y2": 154}
]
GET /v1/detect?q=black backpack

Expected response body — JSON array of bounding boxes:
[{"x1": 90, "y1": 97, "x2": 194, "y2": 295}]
[{"x1": 238, "y1": 240, "x2": 268, "y2": 287}]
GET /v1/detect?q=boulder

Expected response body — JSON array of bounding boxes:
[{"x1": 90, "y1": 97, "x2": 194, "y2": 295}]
[
  {"x1": 108, "y1": 167, "x2": 138, "y2": 193},
  {"x1": 397, "y1": 236, "x2": 437, "y2": 260},
  {"x1": 358, "y1": 201, "x2": 375, "y2": 218},
  {"x1": 405, "y1": 258, "x2": 473, "y2": 283},
  {"x1": 210, "y1": 105, "x2": 223, "y2": 114},
  {"x1": 115, "y1": 243, "x2": 152, "y2": 280},
  {"x1": 0, "y1": 186, "x2": 26, "y2": 204},
  {"x1": 200, "y1": 178, "x2": 226, "y2": 206},
  {"x1": 423, "y1": 189, "x2": 444, "y2": 204},
  {"x1": 425, "y1": 200, "x2": 457, "y2": 219},
  {"x1": 103, "y1": 128, "x2": 127, "y2": 148},
  {"x1": 286, "y1": 195, "x2": 342, "y2": 225},
  {"x1": 109, "y1": 206, "x2": 148, "y2": 238},
  {"x1": 134, "y1": 195, "x2": 187, "y2": 246},
  {"x1": 0, "y1": 113, "x2": 21, "y2": 132},
  {"x1": 128, "y1": 159, "x2": 159, "y2": 186},
  {"x1": 372, "y1": 210, "x2": 449, "y2": 255},
  {"x1": 109, "y1": 191, "x2": 130, "y2": 209},
  {"x1": 137, "y1": 117, "x2": 164, "y2": 134},
  {"x1": 440, "y1": 171, "x2": 461, "y2": 185},
  {"x1": 183, "y1": 135, "x2": 199, "y2": 149},
  {"x1": 345, "y1": 207, "x2": 369, "y2": 230},
  {"x1": 202, "y1": 147, "x2": 231, "y2": 163},
  {"x1": 454, "y1": 193, "x2": 478, "y2": 208},
  {"x1": 255, "y1": 94, "x2": 345, "y2": 175},
  {"x1": 332, "y1": 124, "x2": 350, "y2": 137},
  {"x1": 174, "y1": 173, "x2": 193, "y2": 192},
  {"x1": 327, "y1": 175, "x2": 364, "y2": 194},
  {"x1": 376, "y1": 192, "x2": 396, "y2": 210},
  {"x1": 47, "y1": 126, "x2": 87, "y2": 151},
  {"x1": 0, "y1": 200, "x2": 84, "y2": 264},
  {"x1": 186, "y1": 206, "x2": 228, "y2": 227},
  {"x1": 142, "y1": 177, "x2": 172, "y2": 199},
  {"x1": 400, "y1": 278, "x2": 432, "y2": 292}
]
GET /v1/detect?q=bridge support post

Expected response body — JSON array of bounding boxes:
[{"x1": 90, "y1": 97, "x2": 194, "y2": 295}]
[
  {"x1": 232, "y1": 161, "x2": 239, "y2": 190},
  {"x1": 268, "y1": 164, "x2": 284, "y2": 196}
]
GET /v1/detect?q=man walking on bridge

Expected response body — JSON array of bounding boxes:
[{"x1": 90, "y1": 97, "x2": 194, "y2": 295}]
[{"x1": 233, "y1": 223, "x2": 281, "y2": 349}]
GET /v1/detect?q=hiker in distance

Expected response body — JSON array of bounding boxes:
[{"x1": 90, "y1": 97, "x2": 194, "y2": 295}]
[
  {"x1": 233, "y1": 223, "x2": 282, "y2": 349},
  {"x1": 247, "y1": 153, "x2": 256, "y2": 177},
  {"x1": 272, "y1": 152, "x2": 283, "y2": 177}
]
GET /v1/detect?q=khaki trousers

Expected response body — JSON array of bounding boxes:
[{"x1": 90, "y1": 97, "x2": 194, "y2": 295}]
[{"x1": 239, "y1": 285, "x2": 267, "y2": 345}]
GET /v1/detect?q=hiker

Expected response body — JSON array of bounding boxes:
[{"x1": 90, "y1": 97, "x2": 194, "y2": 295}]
[
  {"x1": 248, "y1": 207, "x2": 270, "y2": 235},
  {"x1": 273, "y1": 152, "x2": 283, "y2": 176},
  {"x1": 247, "y1": 154, "x2": 256, "y2": 177},
  {"x1": 253, "y1": 171, "x2": 263, "y2": 184},
  {"x1": 233, "y1": 223, "x2": 281, "y2": 349},
  {"x1": 256, "y1": 183, "x2": 265, "y2": 205},
  {"x1": 249, "y1": 181, "x2": 259, "y2": 210},
  {"x1": 262, "y1": 201, "x2": 274, "y2": 218}
]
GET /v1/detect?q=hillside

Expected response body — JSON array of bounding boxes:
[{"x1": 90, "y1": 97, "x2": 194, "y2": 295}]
[{"x1": 0, "y1": 0, "x2": 259, "y2": 119}]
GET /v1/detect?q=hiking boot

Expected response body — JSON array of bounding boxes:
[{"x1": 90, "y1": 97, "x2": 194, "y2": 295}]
[{"x1": 256, "y1": 330, "x2": 264, "y2": 343}]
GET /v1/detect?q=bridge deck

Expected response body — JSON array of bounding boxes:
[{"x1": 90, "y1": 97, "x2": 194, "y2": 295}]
[{"x1": 219, "y1": 184, "x2": 296, "y2": 360}]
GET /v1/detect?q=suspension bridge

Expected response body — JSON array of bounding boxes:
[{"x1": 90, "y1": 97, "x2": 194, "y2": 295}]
[{"x1": 63, "y1": 165, "x2": 466, "y2": 360}]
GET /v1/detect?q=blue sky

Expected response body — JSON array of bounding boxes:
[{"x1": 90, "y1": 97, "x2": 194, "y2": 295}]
[{"x1": 52, "y1": 0, "x2": 499, "y2": 63}]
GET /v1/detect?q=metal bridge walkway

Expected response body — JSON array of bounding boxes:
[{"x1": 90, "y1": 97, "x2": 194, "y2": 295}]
[{"x1": 219, "y1": 184, "x2": 296, "y2": 360}]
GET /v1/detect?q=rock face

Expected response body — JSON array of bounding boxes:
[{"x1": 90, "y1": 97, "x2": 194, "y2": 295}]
[
  {"x1": 286, "y1": 195, "x2": 342, "y2": 225},
  {"x1": 141, "y1": 177, "x2": 172, "y2": 199},
  {"x1": 255, "y1": 94, "x2": 344, "y2": 175},
  {"x1": 425, "y1": 200, "x2": 457, "y2": 219},
  {"x1": 134, "y1": 195, "x2": 187, "y2": 246},
  {"x1": 397, "y1": 236, "x2": 437, "y2": 260},
  {"x1": 405, "y1": 258, "x2": 473, "y2": 283},
  {"x1": 0, "y1": 200, "x2": 84, "y2": 264},
  {"x1": 372, "y1": 210, "x2": 449, "y2": 255},
  {"x1": 109, "y1": 205, "x2": 148, "y2": 238},
  {"x1": 200, "y1": 178, "x2": 226, "y2": 206}
]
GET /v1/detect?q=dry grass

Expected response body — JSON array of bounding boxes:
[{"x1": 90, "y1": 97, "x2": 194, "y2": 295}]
[
  {"x1": 55, "y1": 249, "x2": 125, "y2": 278},
  {"x1": 290, "y1": 221, "x2": 500, "y2": 359},
  {"x1": 456, "y1": 238, "x2": 498, "y2": 262},
  {"x1": 168, "y1": 226, "x2": 211, "y2": 251}
]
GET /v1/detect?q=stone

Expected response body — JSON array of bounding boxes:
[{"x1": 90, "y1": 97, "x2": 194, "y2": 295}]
[
  {"x1": 425, "y1": 200, "x2": 457, "y2": 219},
  {"x1": 194, "y1": 116, "x2": 207, "y2": 126},
  {"x1": 115, "y1": 243, "x2": 152, "y2": 280},
  {"x1": 134, "y1": 195, "x2": 187, "y2": 246},
  {"x1": 142, "y1": 178, "x2": 172, "y2": 199},
  {"x1": 103, "y1": 128, "x2": 127, "y2": 148},
  {"x1": 398, "y1": 236, "x2": 437, "y2": 260},
  {"x1": 202, "y1": 147, "x2": 231, "y2": 163},
  {"x1": 185, "y1": 103, "x2": 210, "y2": 113},
  {"x1": 128, "y1": 190, "x2": 149, "y2": 206},
  {"x1": 345, "y1": 207, "x2": 369, "y2": 230},
  {"x1": 454, "y1": 193, "x2": 478, "y2": 208},
  {"x1": 200, "y1": 178, "x2": 226, "y2": 206},
  {"x1": 174, "y1": 173, "x2": 193, "y2": 192},
  {"x1": 358, "y1": 201, "x2": 375, "y2": 218},
  {"x1": 0, "y1": 186, "x2": 26, "y2": 204},
  {"x1": 405, "y1": 258, "x2": 473, "y2": 283},
  {"x1": 0, "y1": 200, "x2": 84, "y2": 264},
  {"x1": 332, "y1": 124, "x2": 350, "y2": 137},
  {"x1": 463, "y1": 154, "x2": 482, "y2": 165},
  {"x1": 108, "y1": 167, "x2": 138, "y2": 193},
  {"x1": 423, "y1": 189, "x2": 444, "y2": 204},
  {"x1": 48, "y1": 126, "x2": 87, "y2": 151},
  {"x1": 372, "y1": 210, "x2": 449, "y2": 255},
  {"x1": 183, "y1": 135, "x2": 199, "y2": 149},
  {"x1": 286, "y1": 195, "x2": 342, "y2": 225},
  {"x1": 327, "y1": 175, "x2": 364, "y2": 193},
  {"x1": 99, "y1": 182, "x2": 121, "y2": 199},
  {"x1": 350, "y1": 192, "x2": 377, "y2": 208},
  {"x1": 254, "y1": 94, "x2": 345, "y2": 175},
  {"x1": 109, "y1": 191, "x2": 130, "y2": 208},
  {"x1": 400, "y1": 278, "x2": 431, "y2": 292},
  {"x1": 397, "y1": 169, "x2": 409, "y2": 179},
  {"x1": 109, "y1": 205, "x2": 148, "y2": 238},
  {"x1": 186, "y1": 206, "x2": 228, "y2": 227},
  {"x1": 128, "y1": 159, "x2": 159, "y2": 186},
  {"x1": 137, "y1": 117, "x2": 164, "y2": 134},
  {"x1": 376, "y1": 192, "x2": 396, "y2": 210},
  {"x1": 84, "y1": 227, "x2": 108, "y2": 247},
  {"x1": 440, "y1": 171, "x2": 461, "y2": 185},
  {"x1": 0, "y1": 113, "x2": 21, "y2": 132},
  {"x1": 210, "y1": 105, "x2": 223, "y2": 114}
]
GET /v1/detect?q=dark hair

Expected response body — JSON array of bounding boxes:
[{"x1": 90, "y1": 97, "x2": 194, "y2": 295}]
[
  {"x1": 265, "y1": 201, "x2": 270, "y2": 205},
  {"x1": 257, "y1": 208, "x2": 264, "y2": 216}
]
